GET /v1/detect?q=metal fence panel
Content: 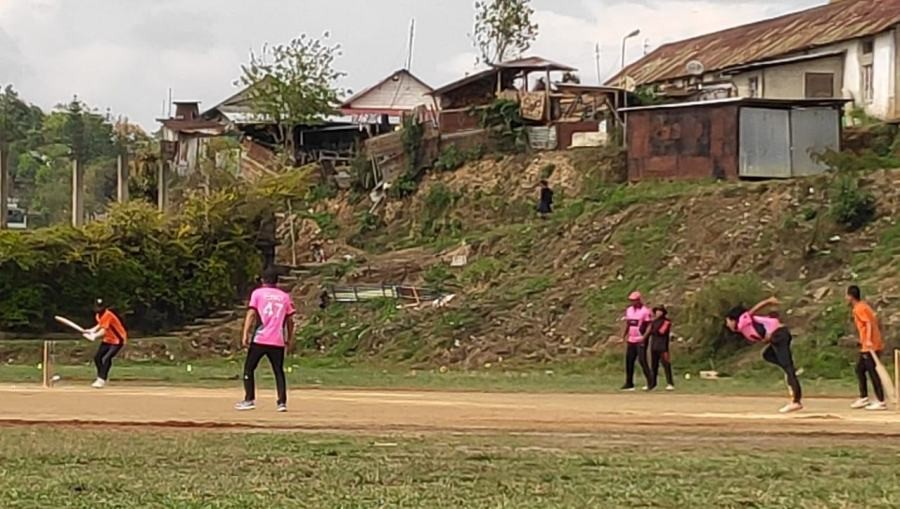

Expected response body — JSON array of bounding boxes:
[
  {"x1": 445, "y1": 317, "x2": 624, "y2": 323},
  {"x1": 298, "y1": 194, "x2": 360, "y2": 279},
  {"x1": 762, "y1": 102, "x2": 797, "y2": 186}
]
[
  {"x1": 739, "y1": 107, "x2": 791, "y2": 178},
  {"x1": 790, "y1": 107, "x2": 840, "y2": 177}
]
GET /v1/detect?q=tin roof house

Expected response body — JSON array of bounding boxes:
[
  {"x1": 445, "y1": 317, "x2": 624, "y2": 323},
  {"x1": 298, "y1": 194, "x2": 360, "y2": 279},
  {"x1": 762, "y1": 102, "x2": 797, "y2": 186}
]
[
  {"x1": 340, "y1": 69, "x2": 433, "y2": 125},
  {"x1": 610, "y1": 0, "x2": 900, "y2": 120}
]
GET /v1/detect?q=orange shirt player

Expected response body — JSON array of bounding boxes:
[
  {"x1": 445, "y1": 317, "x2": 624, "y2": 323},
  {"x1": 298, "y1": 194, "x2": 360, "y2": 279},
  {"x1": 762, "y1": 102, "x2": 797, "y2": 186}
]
[
  {"x1": 847, "y1": 286, "x2": 887, "y2": 411},
  {"x1": 86, "y1": 298, "x2": 128, "y2": 389}
]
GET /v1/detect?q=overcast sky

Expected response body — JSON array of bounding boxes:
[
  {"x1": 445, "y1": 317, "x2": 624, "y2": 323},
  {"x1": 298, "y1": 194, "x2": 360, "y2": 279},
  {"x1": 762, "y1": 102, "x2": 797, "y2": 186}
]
[{"x1": 0, "y1": 0, "x2": 821, "y2": 129}]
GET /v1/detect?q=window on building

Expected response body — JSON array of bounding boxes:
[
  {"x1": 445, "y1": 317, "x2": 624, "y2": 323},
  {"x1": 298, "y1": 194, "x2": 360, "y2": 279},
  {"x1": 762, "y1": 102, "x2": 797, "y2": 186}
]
[
  {"x1": 805, "y1": 72, "x2": 835, "y2": 98},
  {"x1": 862, "y1": 64, "x2": 875, "y2": 103},
  {"x1": 862, "y1": 39, "x2": 875, "y2": 55},
  {"x1": 748, "y1": 76, "x2": 760, "y2": 98}
]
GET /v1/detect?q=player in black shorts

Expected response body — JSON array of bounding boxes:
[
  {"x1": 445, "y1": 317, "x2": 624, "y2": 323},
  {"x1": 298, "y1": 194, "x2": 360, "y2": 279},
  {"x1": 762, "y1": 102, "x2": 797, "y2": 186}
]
[{"x1": 646, "y1": 306, "x2": 675, "y2": 391}]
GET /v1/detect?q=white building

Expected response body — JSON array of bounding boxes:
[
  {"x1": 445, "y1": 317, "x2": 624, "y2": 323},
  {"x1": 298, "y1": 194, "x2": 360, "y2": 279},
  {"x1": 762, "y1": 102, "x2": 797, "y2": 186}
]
[{"x1": 611, "y1": 0, "x2": 900, "y2": 120}]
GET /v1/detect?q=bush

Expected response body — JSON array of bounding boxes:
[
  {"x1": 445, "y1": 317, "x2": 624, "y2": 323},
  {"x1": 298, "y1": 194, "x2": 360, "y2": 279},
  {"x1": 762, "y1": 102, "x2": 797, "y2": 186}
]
[
  {"x1": 829, "y1": 175, "x2": 876, "y2": 231},
  {"x1": 0, "y1": 174, "x2": 306, "y2": 332},
  {"x1": 683, "y1": 274, "x2": 765, "y2": 359},
  {"x1": 478, "y1": 99, "x2": 526, "y2": 153},
  {"x1": 434, "y1": 145, "x2": 467, "y2": 172},
  {"x1": 421, "y1": 184, "x2": 461, "y2": 238}
]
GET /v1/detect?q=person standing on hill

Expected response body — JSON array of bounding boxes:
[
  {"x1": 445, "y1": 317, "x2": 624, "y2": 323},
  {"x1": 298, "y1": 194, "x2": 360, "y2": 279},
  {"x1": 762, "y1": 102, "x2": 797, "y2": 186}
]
[
  {"x1": 235, "y1": 267, "x2": 295, "y2": 413},
  {"x1": 646, "y1": 306, "x2": 675, "y2": 391},
  {"x1": 537, "y1": 180, "x2": 553, "y2": 218},
  {"x1": 725, "y1": 297, "x2": 802, "y2": 414},
  {"x1": 621, "y1": 291, "x2": 653, "y2": 391},
  {"x1": 847, "y1": 285, "x2": 887, "y2": 411},
  {"x1": 87, "y1": 299, "x2": 127, "y2": 389}
]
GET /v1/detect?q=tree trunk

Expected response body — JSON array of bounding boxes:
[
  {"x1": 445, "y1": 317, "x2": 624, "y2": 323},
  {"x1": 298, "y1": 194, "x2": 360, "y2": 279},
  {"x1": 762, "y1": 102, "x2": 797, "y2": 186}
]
[{"x1": 0, "y1": 144, "x2": 8, "y2": 229}]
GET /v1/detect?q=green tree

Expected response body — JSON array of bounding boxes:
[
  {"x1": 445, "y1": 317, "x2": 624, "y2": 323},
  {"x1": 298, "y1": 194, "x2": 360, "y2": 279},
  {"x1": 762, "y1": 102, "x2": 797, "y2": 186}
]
[
  {"x1": 238, "y1": 33, "x2": 346, "y2": 162},
  {"x1": 42, "y1": 97, "x2": 116, "y2": 163},
  {"x1": 472, "y1": 0, "x2": 539, "y2": 64},
  {"x1": 0, "y1": 85, "x2": 43, "y2": 227}
]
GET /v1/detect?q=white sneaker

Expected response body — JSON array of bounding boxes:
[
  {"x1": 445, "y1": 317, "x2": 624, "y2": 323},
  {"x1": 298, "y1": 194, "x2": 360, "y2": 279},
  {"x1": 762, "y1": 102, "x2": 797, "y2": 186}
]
[
  {"x1": 865, "y1": 401, "x2": 887, "y2": 411},
  {"x1": 234, "y1": 401, "x2": 256, "y2": 411},
  {"x1": 91, "y1": 378, "x2": 106, "y2": 389},
  {"x1": 666, "y1": 385, "x2": 675, "y2": 391},
  {"x1": 641, "y1": 386, "x2": 649, "y2": 391},
  {"x1": 779, "y1": 402, "x2": 803, "y2": 414},
  {"x1": 850, "y1": 398, "x2": 870, "y2": 409},
  {"x1": 276, "y1": 404, "x2": 287, "y2": 413}
]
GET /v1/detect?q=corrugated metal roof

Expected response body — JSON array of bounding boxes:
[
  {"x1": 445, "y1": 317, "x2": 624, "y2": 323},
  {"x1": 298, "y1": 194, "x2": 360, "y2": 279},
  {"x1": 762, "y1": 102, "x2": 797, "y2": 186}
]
[
  {"x1": 340, "y1": 69, "x2": 433, "y2": 110},
  {"x1": 609, "y1": 0, "x2": 900, "y2": 86},
  {"x1": 431, "y1": 55, "x2": 577, "y2": 97},
  {"x1": 720, "y1": 50, "x2": 845, "y2": 74},
  {"x1": 619, "y1": 97, "x2": 849, "y2": 113},
  {"x1": 493, "y1": 56, "x2": 576, "y2": 72}
]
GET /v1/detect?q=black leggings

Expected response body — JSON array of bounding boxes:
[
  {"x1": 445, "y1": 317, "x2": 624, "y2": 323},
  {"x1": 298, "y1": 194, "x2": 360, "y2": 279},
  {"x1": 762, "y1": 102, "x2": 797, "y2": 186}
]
[
  {"x1": 762, "y1": 328, "x2": 802, "y2": 403},
  {"x1": 650, "y1": 350, "x2": 674, "y2": 388},
  {"x1": 856, "y1": 351, "x2": 885, "y2": 402},
  {"x1": 94, "y1": 343, "x2": 123, "y2": 381},
  {"x1": 625, "y1": 342, "x2": 652, "y2": 388},
  {"x1": 243, "y1": 343, "x2": 287, "y2": 405}
]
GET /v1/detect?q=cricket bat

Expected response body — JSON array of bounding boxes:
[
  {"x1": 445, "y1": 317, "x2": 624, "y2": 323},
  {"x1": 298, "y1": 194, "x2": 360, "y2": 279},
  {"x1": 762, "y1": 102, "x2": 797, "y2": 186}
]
[
  {"x1": 54, "y1": 315, "x2": 100, "y2": 341},
  {"x1": 872, "y1": 353, "x2": 896, "y2": 403}
]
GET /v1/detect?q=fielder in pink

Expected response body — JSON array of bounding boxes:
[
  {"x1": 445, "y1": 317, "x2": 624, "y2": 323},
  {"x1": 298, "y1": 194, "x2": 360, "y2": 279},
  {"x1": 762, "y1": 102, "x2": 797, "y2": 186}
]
[
  {"x1": 248, "y1": 286, "x2": 295, "y2": 347},
  {"x1": 624, "y1": 304, "x2": 653, "y2": 344},
  {"x1": 237, "y1": 268, "x2": 296, "y2": 411},
  {"x1": 620, "y1": 291, "x2": 653, "y2": 390}
]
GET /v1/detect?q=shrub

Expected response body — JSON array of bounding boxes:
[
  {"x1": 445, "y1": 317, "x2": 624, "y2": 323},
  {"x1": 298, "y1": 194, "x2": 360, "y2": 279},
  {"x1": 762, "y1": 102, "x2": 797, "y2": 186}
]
[
  {"x1": 423, "y1": 264, "x2": 453, "y2": 292},
  {"x1": 421, "y1": 184, "x2": 461, "y2": 238},
  {"x1": 434, "y1": 145, "x2": 467, "y2": 172},
  {"x1": 478, "y1": 99, "x2": 526, "y2": 153},
  {"x1": 0, "y1": 170, "x2": 309, "y2": 333},
  {"x1": 829, "y1": 175, "x2": 876, "y2": 231},
  {"x1": 683, "y1": 274, "x2": 766, "y2": 359},
  {"x1": 539, "y1": 163, "x2": 555, "y2": 180}
]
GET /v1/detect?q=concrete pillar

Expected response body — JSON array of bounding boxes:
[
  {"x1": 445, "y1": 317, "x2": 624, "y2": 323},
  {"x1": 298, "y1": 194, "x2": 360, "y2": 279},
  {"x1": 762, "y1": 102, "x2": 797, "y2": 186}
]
[
  {"x1": 157, "y1": 161, "x2": 168, "y2": 212},
  {"x1": 116, "y1": 154, "x2": 129, "y2": 203},
  {"x1": 0, "y1": 146, "x2": 8, "y2": 230},
  {"x1": 71, "y1": 159, "x2": 84, "y2": 228}
]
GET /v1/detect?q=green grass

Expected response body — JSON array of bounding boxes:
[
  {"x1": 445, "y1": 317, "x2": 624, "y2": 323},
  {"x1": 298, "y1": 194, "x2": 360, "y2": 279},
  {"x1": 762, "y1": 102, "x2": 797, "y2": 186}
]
[
  {"x1": 3, "y1": 427, "x2": 900, "y2": 508},
  {"x1": 0, "y1": 354, "x2": 863, "y2": 397}
]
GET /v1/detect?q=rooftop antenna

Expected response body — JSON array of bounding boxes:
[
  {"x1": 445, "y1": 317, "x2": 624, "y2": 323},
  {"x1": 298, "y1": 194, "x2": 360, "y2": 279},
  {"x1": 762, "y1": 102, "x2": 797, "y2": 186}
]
[
  {"x1": 167, "y1": 88, "x2": 173, "y2": 117},
  {"x1": 405, "y1": 18, "x2": 416, "y2": 70},
  {"x1": 595, "y1": 43, "x2": 602, "y2": 85}
]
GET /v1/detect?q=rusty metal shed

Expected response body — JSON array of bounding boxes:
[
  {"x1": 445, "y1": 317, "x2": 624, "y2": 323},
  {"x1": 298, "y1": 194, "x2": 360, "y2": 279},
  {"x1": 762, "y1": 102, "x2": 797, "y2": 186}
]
[{"x1": 621, "y1": 98, "x2": 847, "y2": 181}]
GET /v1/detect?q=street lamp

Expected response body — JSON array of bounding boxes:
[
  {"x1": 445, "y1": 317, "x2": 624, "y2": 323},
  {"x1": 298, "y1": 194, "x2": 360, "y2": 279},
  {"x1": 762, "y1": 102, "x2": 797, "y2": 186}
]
[{"x1": 621, "y1": 29, "x2": 641, "y2": 70}]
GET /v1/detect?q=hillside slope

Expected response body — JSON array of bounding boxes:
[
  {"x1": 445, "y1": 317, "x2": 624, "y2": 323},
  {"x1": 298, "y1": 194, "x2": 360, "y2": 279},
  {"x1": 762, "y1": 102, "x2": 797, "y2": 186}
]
[
  {"x1": 268, "y1": 150, "x2": 899, "y2": 378},
  {"x1": 34, "y1": 150, "x2": 897, "y2": 379}
]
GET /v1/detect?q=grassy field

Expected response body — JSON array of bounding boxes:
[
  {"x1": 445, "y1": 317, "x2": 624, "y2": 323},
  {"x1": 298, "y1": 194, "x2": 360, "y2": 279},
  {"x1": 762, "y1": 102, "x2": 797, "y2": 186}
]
[
  {"x1": 0, "y1": 355, "x2": 866, "y2": 397},
  {"x1": 2, "y1": 427, "x2": 899, "y2": 508}
]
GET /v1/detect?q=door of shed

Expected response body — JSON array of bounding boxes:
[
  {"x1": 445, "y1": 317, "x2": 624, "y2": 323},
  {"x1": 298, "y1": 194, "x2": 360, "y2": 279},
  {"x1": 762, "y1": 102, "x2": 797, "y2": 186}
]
[
  {"x1": 739, "y1": 108, "x2": 791, "y2": 178},
  {"x1": 790, "y1": 107, "x2": 840, "y2": 177}
]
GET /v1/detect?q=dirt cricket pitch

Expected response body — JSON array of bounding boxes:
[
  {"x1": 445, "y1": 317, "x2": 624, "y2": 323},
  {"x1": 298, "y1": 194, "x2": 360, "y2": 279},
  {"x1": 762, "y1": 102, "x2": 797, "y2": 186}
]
[{"x1": 2, "y1": 384, "x2": 898, "y2": 436}]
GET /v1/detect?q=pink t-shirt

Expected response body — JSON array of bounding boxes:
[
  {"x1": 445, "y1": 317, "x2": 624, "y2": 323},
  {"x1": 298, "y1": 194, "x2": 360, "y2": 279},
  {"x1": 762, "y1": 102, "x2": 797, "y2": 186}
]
[
  {"x1": 623, "y1": 305, "x2": 653, "y2": 344},
  {"x1": 736, "y1": 312, "x2": 781, "y2": 343},
  {"x1": 248, "y1": 286, "x2": 295, "y2": 347}
]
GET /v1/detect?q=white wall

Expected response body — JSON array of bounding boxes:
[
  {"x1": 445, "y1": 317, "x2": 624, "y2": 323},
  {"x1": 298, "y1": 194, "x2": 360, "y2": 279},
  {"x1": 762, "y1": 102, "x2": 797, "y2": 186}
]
[{"x1": 870, "y1": 31, "x2": 896, "y2": 117}]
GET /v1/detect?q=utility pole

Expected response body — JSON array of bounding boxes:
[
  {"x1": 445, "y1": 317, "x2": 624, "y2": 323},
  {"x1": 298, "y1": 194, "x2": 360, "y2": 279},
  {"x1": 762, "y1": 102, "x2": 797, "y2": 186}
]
[
  {"x1": 0, "y1": 147, "x2": 8, "y2": 229},
  {"x1": 157, "y1": 160, "x2": 168, "y2": 212},
  {"x1": 116, "y1": 153, "x2": 129, "y2": 203},
  {"x1": 406, "y1": 18, "x2": 416, "y2": 70},
  {"x1": 71, "y1": 159, "x2": 84, "y2": 227},
  {"x1": 595, "y1": 43, "x2": 602, "y2": 85}
]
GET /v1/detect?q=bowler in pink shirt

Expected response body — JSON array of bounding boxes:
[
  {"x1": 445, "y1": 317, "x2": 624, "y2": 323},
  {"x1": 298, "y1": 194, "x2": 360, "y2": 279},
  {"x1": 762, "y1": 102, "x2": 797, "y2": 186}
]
[{"x1": 235, "y1": 268, "x2": 296, "y2": 412}]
